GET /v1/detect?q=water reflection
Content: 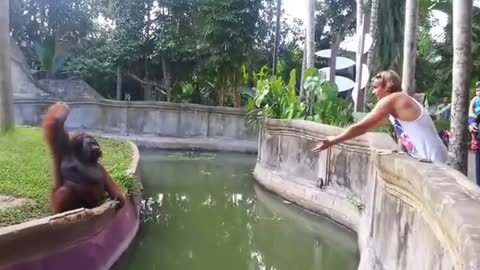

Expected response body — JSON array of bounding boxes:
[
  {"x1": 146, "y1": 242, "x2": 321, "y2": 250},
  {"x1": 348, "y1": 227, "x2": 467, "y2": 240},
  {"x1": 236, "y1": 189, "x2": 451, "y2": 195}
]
[{"x1": 116, "y1": 151, "x2": 358, "y2": 270}]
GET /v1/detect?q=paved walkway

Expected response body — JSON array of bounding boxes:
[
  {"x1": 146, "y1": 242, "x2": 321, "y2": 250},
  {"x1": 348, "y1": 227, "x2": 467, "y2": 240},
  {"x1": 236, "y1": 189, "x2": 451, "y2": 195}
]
[{"x1": 468, "y1": 151, "x2": 477, "y2": 183}]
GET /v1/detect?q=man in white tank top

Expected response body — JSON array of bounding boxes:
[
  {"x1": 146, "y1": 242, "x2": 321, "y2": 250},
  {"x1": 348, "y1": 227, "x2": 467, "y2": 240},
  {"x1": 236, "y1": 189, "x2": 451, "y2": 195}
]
[{"x1": 313, "y1": 70, "x2": 448, "y2": 164}]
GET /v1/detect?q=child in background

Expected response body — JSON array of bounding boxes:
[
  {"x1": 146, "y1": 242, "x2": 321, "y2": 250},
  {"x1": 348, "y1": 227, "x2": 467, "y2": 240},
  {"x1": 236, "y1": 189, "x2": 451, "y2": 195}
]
[{"x1": 468, "y1": 82, "x2": 480, "y2": 150}]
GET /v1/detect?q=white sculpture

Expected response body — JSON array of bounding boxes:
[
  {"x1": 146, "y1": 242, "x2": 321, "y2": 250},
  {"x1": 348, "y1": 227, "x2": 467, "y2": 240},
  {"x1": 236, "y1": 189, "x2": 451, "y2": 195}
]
[{"x1": 315, "y1": 33, "x2": 373, "y2": 101}]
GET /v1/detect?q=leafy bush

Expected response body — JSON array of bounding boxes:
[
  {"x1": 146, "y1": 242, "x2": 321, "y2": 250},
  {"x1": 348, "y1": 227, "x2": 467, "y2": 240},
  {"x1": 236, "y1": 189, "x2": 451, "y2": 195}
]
[
  {"x1": 302, "y1": 68, "x2": 353, "y2": 127},
  {"x1": 246, "y1": 67, "x2": 354, "y2": 128},
  {"x1": 246, "y1": 68, "x2": 306, "y2": 125}
]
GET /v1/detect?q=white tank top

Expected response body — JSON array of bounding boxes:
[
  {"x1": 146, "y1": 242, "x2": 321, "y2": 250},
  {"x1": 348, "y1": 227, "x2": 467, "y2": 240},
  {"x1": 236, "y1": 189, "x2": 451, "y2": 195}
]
[{"x1": 388, "y1": 95, "x2": 448, "y2": 164}]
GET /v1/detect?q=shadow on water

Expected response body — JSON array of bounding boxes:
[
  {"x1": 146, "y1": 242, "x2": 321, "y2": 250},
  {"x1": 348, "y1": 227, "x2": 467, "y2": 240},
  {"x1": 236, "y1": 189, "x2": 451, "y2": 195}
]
[{"x1": 114, "y1": 150, "x2": 359, "y2": 270}]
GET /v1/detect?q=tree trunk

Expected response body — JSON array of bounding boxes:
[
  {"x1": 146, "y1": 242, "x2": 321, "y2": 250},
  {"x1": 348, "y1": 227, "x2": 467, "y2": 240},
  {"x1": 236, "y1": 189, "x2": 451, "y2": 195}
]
[
  {"x1": 143, "y1": 68, "x2": 152, "y2": 100},
  {"x1": 272, "y1": 0, "x2": 281, "y2": 74},
  {"x1": 329, "y1": 38, "x2": 341, "y2": 82},
  {"x1": 218, "y1": 73, "x2": 225, "y2": 107},
  {"x1": 219, "y1": 85, "x2": 224, "y2": 106},
  {"x1": 161, "y1": 56, "x2": 172, "y2": 102},
  {"x1": 449, "y1": 0, "x2": 472, "y2": 174},
  {"x1": 366, "y1": 0, "x2": 379, "y2": 71},
  {"x1": 300, "y1": 32, "x2": 307, "y2": 96},
  {"x1": 116, "y1": 66, "x2": 122, "y2": 101},
  {"x1": 305, "y1": 0, "x2": 315, "y2": 69},
  {"x1": 329, "y1": 8, "x2": 356, "y2": 83},
  {"x1": 364, "y1": 0, "x2": 379, "y2": 107},
  {"x1": 143, "y1": 0, "x2": 153, "y2": 101},
  {"x1": 354, "y1": 0, "x2": 366, "y2": 112},
  {"x1": 0, "y1": 0, "x2": 14, "y2": 133},
  {"x1": 233, "y1": 71, "x2": 241, "y2": 107},
  {"x1": 401, "y1": 0, "x2": 419, "y2": 96}
]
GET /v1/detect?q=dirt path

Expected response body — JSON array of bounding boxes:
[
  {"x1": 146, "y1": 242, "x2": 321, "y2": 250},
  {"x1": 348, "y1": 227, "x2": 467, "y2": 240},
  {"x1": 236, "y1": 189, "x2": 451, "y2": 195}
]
[{"x1": 0, "y1": 195, "x2": 31, "y2": 210}]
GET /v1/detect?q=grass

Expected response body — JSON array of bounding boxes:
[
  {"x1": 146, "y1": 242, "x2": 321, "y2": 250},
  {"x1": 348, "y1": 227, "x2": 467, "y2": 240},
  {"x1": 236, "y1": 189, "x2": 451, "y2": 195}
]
[{"x1": 0, "y1": 126, "x2": 135, "y2": 226}]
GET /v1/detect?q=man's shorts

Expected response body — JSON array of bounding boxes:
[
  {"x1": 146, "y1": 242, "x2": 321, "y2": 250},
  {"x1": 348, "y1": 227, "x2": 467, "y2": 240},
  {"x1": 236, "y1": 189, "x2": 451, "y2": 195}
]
[{"x1": 469, "y1": 116, "x2": 480, "y2": 125}]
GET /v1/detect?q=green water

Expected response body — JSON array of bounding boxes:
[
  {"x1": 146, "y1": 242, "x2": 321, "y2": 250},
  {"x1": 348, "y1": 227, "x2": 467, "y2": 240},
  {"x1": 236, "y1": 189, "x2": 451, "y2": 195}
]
[{"x1": 116, "y1": 150, "x2": 359, "y2": 270}]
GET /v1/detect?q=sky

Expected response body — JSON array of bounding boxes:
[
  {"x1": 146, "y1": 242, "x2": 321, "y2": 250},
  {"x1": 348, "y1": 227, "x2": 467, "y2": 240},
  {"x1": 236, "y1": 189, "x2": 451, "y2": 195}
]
[
  {"x1": 282, "y1": 0, "x2": 480, "y2": 41},
  {"x1": 283, "y1": 0, "x2": 306, "y2": 23},
  {"x1": 282, "y1": 0, "x2": 446, "y2": 36},
  {"x1": 97, "y1": 0, "x2": 480, "y2": 43}
]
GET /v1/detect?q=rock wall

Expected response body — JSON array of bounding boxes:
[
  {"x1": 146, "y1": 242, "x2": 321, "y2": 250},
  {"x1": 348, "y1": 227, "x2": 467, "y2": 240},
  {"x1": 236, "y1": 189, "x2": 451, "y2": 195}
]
[{"x1": 254, "y1": 119, "x2": 480, "y2": 270}]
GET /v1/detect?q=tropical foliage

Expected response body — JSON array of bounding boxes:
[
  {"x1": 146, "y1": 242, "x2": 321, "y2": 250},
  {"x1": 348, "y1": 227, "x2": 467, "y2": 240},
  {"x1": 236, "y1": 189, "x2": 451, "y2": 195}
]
[
  {"x1": 303, "y1": 69, "x2": 353, "y2": 126},
  {"x1": 9, "y1": 0, "x2": 304, "y2": 105},
  {"x1": 246, "y1": 67, "x2": 354, "y2": 127}
]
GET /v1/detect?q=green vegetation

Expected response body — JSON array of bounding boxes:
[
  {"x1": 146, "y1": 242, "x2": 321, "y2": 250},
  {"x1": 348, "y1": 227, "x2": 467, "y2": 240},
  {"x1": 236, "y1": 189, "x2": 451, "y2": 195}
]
[
  {"x1": 246, "y1": 67, "x2": 354, "y2": 127},
  {"x1": 0, "y1": 126, "x2": 134, "y2": 226},
  {"x1": 10, "y1": 0, "x2": 303, "y2": 105}
]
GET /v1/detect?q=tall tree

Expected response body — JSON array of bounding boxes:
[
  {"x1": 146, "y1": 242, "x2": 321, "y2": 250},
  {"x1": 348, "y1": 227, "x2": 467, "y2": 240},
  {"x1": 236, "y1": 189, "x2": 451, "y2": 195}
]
[
  {"x1": 371, "y1": 0, "x2": 404, "y2": 74},
  {"x1": 401, "y1": 0, "x2": 419, "y2": 96},
  {"x1": 116, "y1": 66, "x2": 122, "y2": 100},
  {"x1": 272, "y1": 0, "x2": 282, "y2": 74},
  {"x1": 363, "y1": 0, "x2": 379, "y2": 109},
  {"x1": 366, "y1": 0, "x2": 379, "y2": 70},
  {"x1": 315, "y1": 0, "x2": 356, "y2": 82},
  {"x1": 197, "y1": 0, "x2": 262, "y2": 107},
  {"x1": 449, "y1": 0, "x2": 473, "y2": 174},
  {"x1": 9, "y1": 0, "x2": 98, "y2": 77},
  {"x1": 0, "y1": 0, "x2": 15, "y2": 132},
  {"x1": 305, "y1": 0, "x2": 315, "y2": 69},
  {"x1": 353, "y1": 0, "x2": 366, "y2": 111}
]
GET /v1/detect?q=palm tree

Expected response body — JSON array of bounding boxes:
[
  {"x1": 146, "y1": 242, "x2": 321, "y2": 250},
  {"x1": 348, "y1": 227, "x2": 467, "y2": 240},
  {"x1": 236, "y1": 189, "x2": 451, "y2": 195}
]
[
  {"x1": 401, "y1": 0, "x2": 419, "y2": 96},
  {"x1": 364, "y1": 0, "x2": 379, "y2": 107},
  {"x1": 354, "y1": 0, "x2": 366, "y2": 112},
  {"x1": 366, "y1": 0, "x2": 379, "y2": 70},
  {"x1": 301, "y1": 0, "x2": 315, "y2": 94},
  {"x1": 305, "y1": 0, "x2": 315, "y2": 69},
  {"x1": 273, "y1": 0, "x2": 282, "y2": 74},
  {"x1": 0, "y1": 0, "x2": 15, "y2": 133},
  {"x1": 449, "y1": 0, "x2": 473, "y2": 174}
]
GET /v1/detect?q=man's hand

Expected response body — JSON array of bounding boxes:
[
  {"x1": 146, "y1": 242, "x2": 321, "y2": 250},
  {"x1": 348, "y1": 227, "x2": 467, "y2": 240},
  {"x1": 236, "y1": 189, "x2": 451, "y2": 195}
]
[
  {"x1": 312, "y1": 136, "x2": 336, "y2": 152},
  {"x1": 469, "y1": 124, "x2": 478, "y2": 133}
]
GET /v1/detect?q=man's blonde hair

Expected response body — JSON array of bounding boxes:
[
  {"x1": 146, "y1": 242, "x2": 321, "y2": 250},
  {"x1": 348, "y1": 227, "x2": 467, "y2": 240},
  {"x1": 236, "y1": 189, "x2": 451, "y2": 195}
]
[{"x1": 373, "y1": 70, "x2": 402, "y2": 93}]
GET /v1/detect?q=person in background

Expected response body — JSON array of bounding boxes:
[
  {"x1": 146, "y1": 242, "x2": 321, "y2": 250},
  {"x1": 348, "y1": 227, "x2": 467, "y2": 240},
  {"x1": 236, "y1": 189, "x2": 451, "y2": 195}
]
[
  {"x1": 313, "y1": 70, "x2": 448, "y2": 164},
  {"x1": 438, "y1": 96, "x2": 451, "y2": 120},
  {"x1": 468, "y1": 82, "x2": 480, "y2": 150}
]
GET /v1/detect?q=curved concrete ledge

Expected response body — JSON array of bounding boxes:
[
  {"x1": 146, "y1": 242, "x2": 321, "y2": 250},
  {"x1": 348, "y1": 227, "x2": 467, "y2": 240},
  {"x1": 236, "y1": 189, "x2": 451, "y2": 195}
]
[
  {"x1": 0, "y1": 141, "x2": 142, "y2": 270},
  {"x1": 254, "y1": 119, "x2": 480, "y2": 270},
  {"x1": 13, "y1": 97, "x2": 257, "y2": 143},
  {"x1": 84, "y1": 131, "x2": 257, "y2": 154}
]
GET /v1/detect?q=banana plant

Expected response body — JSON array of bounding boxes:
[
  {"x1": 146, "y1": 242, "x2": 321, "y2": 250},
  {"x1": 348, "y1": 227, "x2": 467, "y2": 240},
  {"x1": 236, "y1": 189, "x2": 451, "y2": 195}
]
[{"x1": 246, "y1": 68, "x2": 306, "y2": 126}]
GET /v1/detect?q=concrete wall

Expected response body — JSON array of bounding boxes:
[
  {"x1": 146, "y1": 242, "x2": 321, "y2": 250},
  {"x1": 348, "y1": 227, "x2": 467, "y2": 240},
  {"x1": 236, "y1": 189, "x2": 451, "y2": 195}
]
[
  {"x1": 38, "y1": 79, "x2": 105, "y2": 101},
  {"x1": 10, "y1": 38, "x2": 51, "y2": 98},
  {"x1": 254, "y1": 119, "x2": 480, "y2": 270},
  {"x1": 14, "y1": 97, "x2": 257, "y2": 141}
]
